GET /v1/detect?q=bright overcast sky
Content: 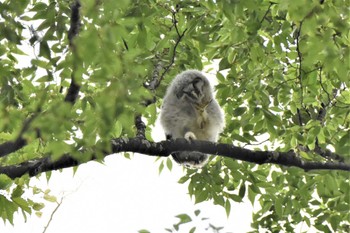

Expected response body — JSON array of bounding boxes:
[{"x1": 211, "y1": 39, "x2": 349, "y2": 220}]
[{"x1": 0, "y1": 153, "x2": 253, "y2": 233}]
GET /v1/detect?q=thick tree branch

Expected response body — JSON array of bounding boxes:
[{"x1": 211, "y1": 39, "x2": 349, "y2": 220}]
[
  {"x1": 64, "y1": 75, "x2": 81, "y2": 104},
  {"x1": 64, "y1": 0, "x2": 81, "y2": 104},
  {"x1": 0, "y1": 137, "x2": 26, "y2": 158},
  {"x1": 0, "y1": 138, "x2": 348, "y2": 179},
  {"x1": 67, "y1": 0, "x2": 81, "y2": 46}
]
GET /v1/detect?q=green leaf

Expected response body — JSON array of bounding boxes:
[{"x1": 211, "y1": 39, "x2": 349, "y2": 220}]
[
  {"x1": 166, "y1": 158, "x2": 173, "y2": 171},
  {"x1": 175, "y1": 214, "x2": 192, "y2": 224},
  {"x1": 299, "y1": 151, "x2": 312, "y2": 160},
  {"x1": 194, "y1": 209, "x2": 200, "y2": 216},
  {"x1": 33, "y1": 203, "x2": 45, "y2": 211},
  {"x1": 11, "y1": 186, "x2": 24, "y2": 198},
  {"x1": 43, "y1": 194, "x2": 57, "y2": 203},
  {"x1": 195, "y1": 190, "x2": 208, "y2": 204},
  {"x1": 178, "y1": 175, "x2": 190, "y2": 184},
  {"x1": 47, "y1": 141, "x2": 71, "y2": 161},
  {"x1": 213, "y1": 193, "x2": 225, "y2": 206},
  {"x1": 0, "y1": 174, "x2": 13, "y2": 190},
  {"x1": 39, "y1": 41, "x2": 51, "y2": 59},
  {"x1": 330, "y1": 215, "x2": 341, "y2": 232},
  {"x1": 225, "y1": 199, "x2": 231, "y2": 217},
  {"x1": 158, "y1": 161, "x2": 164, "y2": 175},
  {"x1": 216, "y1": 72, "x2": 226, "y2": 83},
  {"x1": 238, "y1": 183, "x2": 246, "y2": 198},
  {"x1": 233, "y1": 107, "x2": 246, "y2": 116},
  {"x1": 112, "y1": 121, "x2": 123, "y2": 138},
  {"x1": 0, "y1": 194, "x2": 17, "y2": 225},
  {"x1": 12, "y1": 197, "x2": 31, "y2": 213},
  {"x1": 228, "y1": 194, "x2": 243, "y2": 203},
  {"x1": 275, "y1": 197, "x2": 283, "y2": 217},
  {"x1": 138, "y1": 230, "x2": 151, "y2": 233},
  {"x1": 248, "y1": 186, "x2": 257, "y2": 205}
]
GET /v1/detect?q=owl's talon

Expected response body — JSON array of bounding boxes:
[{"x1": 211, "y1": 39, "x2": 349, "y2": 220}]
[{"x1": 184, "y1": 131, "x2": 197, "y2": 142}]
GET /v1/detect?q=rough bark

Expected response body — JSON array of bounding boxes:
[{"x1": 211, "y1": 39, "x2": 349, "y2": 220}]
[{"x1": 1, "y1": 137, "x2": 348, "y2": 179}]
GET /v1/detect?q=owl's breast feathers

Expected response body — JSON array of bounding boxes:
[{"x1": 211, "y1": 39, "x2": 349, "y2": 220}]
[{"x1": 193, "y1": 99, "x2": 212, "y2": 129}]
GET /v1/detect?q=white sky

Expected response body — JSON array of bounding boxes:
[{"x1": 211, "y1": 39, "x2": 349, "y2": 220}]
[{"x1": 0, "y1": 154, "x2": 253, "y2": 233}]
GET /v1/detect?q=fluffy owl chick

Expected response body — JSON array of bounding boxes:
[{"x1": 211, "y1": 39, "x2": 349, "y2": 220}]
[{"x1": 160, "y1": 70, "x2": 225, "y2": 168}]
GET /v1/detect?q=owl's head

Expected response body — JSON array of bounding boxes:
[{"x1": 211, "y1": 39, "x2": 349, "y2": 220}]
[{"x1": 172, "y1": 70, "x2": 213, "y2": 106}]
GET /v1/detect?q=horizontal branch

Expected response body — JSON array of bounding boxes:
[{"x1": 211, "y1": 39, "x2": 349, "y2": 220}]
[
  {"x1": 0, "y1": 138, "x2": 348, "y2": 179},
  {"x1": 0, "y1": 137, "x2": 26, "y2": 158}
]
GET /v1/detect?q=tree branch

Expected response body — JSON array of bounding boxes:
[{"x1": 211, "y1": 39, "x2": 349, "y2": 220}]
[
  {"x1": 64, "y1": 0, "x2": 81, "y2": 104},
  {"x1": 314, "y1": 141, "x2": 345, "y2": 162},
  {"x1": 42, "y1": 196, "x2": 64, "y2": 233},
  {"x1": 295, "y1": 21, "x2": 307, "y2": 125},
  {"x1": 0, "y1": 114, "x2": 37, "y2": 158},
  {"x1": 0, "y1": 137, "x2": 26, "y2": 158},
  {"x1": 0, "y1": 138, "x2": 348, "y2": 179},
  {"x1": 67, "y1": 0, "x2": 81, "y2": 46},
  {"x1": 134, "y1": 115, "x2": 146, "y2": 139},
  {"x1": 145, "y1": 8, "x2": 187, "y2": 91},
  {"x1": 259, "y1": 2, "x2": 275, "y2": 24}
]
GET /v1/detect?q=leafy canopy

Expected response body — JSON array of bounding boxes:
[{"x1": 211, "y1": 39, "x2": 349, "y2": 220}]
[{"x1": 0, "y1": 0, "x2": 349, "y2": 232}]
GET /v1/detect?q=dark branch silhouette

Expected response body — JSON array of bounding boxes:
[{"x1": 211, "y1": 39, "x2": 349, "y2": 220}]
[
  {"x1": 65, "y1": 0, "x2": 82, "y2": 104},
  {"x1": 135, "y1": 115, "x2": 146, "y2": 139},
  {"x1": 67, "y1": 0, "x2": 81, "y2": 46},
  {"x1": 0, "y1": 137, "x2": 348, "y2": 179},
  {"x1": 0, "y1": 115, "x2": 36, "y2": 158},
  {"x1": 0, "y1": 137, "x2": 26, "y2": 158}
]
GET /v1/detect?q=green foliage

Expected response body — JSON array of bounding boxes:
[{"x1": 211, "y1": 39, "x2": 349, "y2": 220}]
[
  {"x1": 161, "y1": 210, "x2": 225, "y2": 233},
  {"x1": 0, "y1": 0, "x2": 349, "y2": 232}
]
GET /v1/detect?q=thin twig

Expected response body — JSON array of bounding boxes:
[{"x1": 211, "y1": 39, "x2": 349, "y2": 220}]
[
  {"x1": 318, "y1": 66, "x2": 332, "y2": 105},
  {"x1": 259, "y1": 2, "x2": 275, "y2": 24},
  {"x1": 146, "y1": 8, "x2": 187, "y2": 91},
  {"x1": 42, "y1": 196, "x2": 64, "y2": 233},
  {"x1": 243, "y1": 139, "x2": 270, "y2": 148},
  {"x1": 295, "y1": 21, "x2": 304, "y2": 108},
  {"x1": 296, "y1": 108, "x2": 303, "y2": 126}
]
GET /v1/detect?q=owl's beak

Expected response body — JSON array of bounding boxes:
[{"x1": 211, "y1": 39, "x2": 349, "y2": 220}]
[{"x1": 182, "y1": 85, "x2": 198, "y2": 100}]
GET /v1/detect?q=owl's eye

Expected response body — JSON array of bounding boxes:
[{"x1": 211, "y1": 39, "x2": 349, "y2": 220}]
[
  {"x1": 192, "y1": 78, "x2": 204, "y2": 96},
  {"x1": 193, "y1": 77, "x2": 202, "y2": 84}
]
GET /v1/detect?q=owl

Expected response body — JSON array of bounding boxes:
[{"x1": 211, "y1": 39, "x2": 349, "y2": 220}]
[{"x1": 160, "y1": 70, "x2": 225, "y2": 168}]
